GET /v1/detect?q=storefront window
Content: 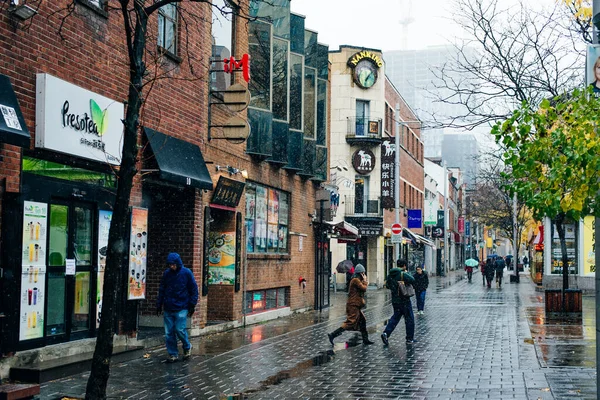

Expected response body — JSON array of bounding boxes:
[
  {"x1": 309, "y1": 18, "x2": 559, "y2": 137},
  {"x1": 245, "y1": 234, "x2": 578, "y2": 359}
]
[
  {"x1": 22, "y1": 156, "x2": 117, "y2": 188},
  {"x1": 244, "y1": 287, "x2": 289, "y2": 314},
  {"x1": 550, "y1": 222, "x2": 578, "y2": 274},
  {"x1": 246, "y1": 183, "x2": 289, "y2": 254}
]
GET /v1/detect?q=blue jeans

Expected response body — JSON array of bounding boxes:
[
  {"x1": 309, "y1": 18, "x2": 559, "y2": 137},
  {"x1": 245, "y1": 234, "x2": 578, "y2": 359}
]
[
  {"x1": 416, "y1": 290, "x2": 426, "y2": 311},
  {"x1": 164, "y1": 309, "x2": 191, "y2": 356},
  {"x1": 383, "y1": 302, "x2": 414, "y2": 340}
]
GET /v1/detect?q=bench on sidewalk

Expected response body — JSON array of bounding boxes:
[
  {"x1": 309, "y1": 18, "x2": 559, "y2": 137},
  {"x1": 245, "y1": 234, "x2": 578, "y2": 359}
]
[
  {"x1": 0, "y1": 383, "x2": 40, "y2": 400},
  {"x1": 9, "y1": 345, "x2": 144, "y2": 384}
]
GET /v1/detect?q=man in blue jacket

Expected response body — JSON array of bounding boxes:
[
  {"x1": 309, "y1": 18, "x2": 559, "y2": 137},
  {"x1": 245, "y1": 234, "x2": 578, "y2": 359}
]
[{"x1": 157, "y1": 253, "x2": 199, "y2": 362}]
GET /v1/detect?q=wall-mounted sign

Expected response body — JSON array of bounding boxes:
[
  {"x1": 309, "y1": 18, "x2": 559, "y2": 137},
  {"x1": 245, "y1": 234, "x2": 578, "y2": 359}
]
[
  {"x1": 437, "y1": 210, "x2": 445, "y2": 227},
  {"x1": 352, "y1": 148, "x2": 376, "y2": 175},
  {"x1": 424, "y1": 199, "x2": 437, "y2": 225},
  {"x1": 407, "y1": 209, "x2": 422, "y2": 229},
  {"x1": 381, "y1": 140, "x2": 395, "y2": 209},
  {"x1": 223, "y1": 53, "x2": 250, "y2": 83},
  {"x1": 347, "y1": 50, "x2": 383, "y2": 89},
  {"x1": 458, "y1": 216, "x2": 465, "y2": 233},
  {"x1": 211, "y1": 176, "x2": 246, "y2": 208},
  {"x1": 432, "y1": 226, "x2": 444, "y2": 238},
  {"x1": 35, "y1": 74, "x2": 125, "y2": 165}
]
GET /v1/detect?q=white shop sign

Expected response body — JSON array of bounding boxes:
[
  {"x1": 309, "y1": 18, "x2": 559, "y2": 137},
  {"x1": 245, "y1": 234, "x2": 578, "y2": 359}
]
[{"x1": 35, "y1": 73, "x2": 124, "y2": 165}]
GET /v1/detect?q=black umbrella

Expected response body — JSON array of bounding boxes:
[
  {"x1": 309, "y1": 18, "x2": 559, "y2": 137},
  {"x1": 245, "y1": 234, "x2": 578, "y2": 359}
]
[{"x1": 336, "y1": 259, "x2": 354, "y2": 273}]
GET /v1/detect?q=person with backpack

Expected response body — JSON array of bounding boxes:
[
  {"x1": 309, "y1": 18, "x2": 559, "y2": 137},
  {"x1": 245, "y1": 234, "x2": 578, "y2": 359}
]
[
  {"x1": 381, "y1": 259, "x2": 416, "y2": 345},
  {"x1": 495, "y1": 256, "x2": 506, "y2": 288},
  {"x1": 327, "y1": 264, "x2": 374, "y2": 345}
]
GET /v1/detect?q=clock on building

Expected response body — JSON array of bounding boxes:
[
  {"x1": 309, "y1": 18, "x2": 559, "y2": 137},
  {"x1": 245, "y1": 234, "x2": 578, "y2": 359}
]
[{"x1": 353, "y1": 59, "x2": 378, "y2": 89}]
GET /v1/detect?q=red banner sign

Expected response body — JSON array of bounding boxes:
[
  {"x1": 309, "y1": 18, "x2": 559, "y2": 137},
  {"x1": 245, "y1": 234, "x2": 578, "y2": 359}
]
[{"x1": 223, "y1": 53, "x2": 250, "y2": 83}]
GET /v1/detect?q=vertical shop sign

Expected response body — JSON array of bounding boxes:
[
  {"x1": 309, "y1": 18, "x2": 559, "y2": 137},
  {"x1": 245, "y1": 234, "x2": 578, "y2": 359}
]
[
  {"x1": 208, "y1": 231, "x2": 236, "y2": 285},
  {"x1": 20, "y1": 201, "x2": 48, "y2": 341},
  {"x1": 97, "y1": 210, "x2": 112, "y2": 327},
  {"x1": 424, "y1": 199, "x2": 437, "y2": 225},
  {"x1": 583, "y1": 216, "x2": 595, "y2": 275},
  {"x1": 458, "y1": 217, "x2": 465, "y2": 233},
  {"x1": 235, "y1": 212, "x2": 242, "y2": 292},
  {"x1": 380, "y1": 140, "x2": 395, "y2": 209},
  {"x1": 437, "y1": 210, "x2": 445, "y2": 227},
  {"x1": 128, "y1": 207, "x2": 148, "y2": 300}
]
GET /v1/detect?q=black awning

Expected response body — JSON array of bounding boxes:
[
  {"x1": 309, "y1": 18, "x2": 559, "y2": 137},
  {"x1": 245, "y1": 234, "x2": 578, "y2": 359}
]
[
  {"x1": 0, "y1": 74, "x2": 30, "y2": 147},
  {"x1": 144, "y1": 127, "x2": 213, "y2": 190}
]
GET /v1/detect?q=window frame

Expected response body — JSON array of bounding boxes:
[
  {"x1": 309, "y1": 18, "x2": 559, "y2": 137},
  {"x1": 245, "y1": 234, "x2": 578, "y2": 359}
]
[
  {"x1": 77, "y1": 0, "x2": 108, "y2": 18},
  {"x1": 158, "y1": 3, "x2": 179, "y2": 59}
]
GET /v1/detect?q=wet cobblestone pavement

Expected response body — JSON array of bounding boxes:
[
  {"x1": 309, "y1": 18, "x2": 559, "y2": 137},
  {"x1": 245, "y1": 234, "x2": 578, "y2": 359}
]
[{"x1": 39, "y1": 271, "x2": 597, "y2": 399}]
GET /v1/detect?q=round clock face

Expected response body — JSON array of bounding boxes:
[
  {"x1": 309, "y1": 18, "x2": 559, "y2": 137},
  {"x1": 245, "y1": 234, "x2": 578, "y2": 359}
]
[{"x1": 353, "y1": 60, "x2": 378, "y2": 89}]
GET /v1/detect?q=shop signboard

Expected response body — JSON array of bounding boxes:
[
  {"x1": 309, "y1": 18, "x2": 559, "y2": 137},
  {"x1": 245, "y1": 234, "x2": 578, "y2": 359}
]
[
  {"x1": 437, "y1": 210, "x2": 444, "y2": 227},
  {"x1": 380, "y1": 140, "x2": 395, "y2": 209},
  {"x1": 211, "y1": 176, "x2": 246, "y2": 208},
  {"x1": 35, "y1": 73, "x2": 124, "y2": 165},
  {"x1": 128, "y1": 207, "x2": 148, "y2": 300},
  {"x1": 97, "y1": 210, "x2": 112, "y2": 327},
  {"x1": 407, "y1": 209, "x2": 422, "y2": 229},
  {"x1": 208, "y1": 231, "x2": 236, "y2": 285},
  {"x1": 424, "y1": 199, "x2": 437, "y2": 225},
  {"x1": 458, "y1": 217, "x2": 465, "y2": 233},
  {"x1": 20, "y1": 201, "x2": 48, "y2": 341},
  {"x1": 583, "y1": 216, "x2": 595, "y2": 275}
]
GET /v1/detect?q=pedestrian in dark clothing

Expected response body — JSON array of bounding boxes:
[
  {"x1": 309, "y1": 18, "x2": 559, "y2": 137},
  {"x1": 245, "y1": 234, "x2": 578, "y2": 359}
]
[
  {"x1": 328, "y1": 264, "x2": 374, "y2": 345},
  {"x1": 157, "y1": 252, "x2": 199, "y2": 363},
  {"x1": 481, "y1": 260, "x2": 486, "y2": 286},
  {"x1": 495, "y1": 257, "x2": 506, "y2": 288},
  {"x1": 485, "y1": 258, "x2": 495, "y2": 288},
  {"x1": 413, "y1": 266, "x2": 429, "y2": 315},
  {"x1": 381, "y1": 259, "x2": 416, "y2": 345}
]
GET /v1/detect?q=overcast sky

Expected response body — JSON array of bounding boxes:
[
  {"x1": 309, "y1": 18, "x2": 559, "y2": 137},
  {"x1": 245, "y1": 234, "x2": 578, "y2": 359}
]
[{"x1": 291, "y1": 0, "x2": 463, "y2": 52}]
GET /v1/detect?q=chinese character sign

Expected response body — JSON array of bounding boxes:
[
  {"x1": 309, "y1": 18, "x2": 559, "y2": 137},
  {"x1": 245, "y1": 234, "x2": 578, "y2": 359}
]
[
  {"x1": 458, "y1": 217, "x2": 465, "y2": 233},
  {"x1": 380, "y1": 140, "x2": 395, "y2": 209}
]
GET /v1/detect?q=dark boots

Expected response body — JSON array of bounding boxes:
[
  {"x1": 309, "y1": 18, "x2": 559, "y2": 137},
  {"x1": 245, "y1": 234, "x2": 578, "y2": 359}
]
[
  {"x1": 328, "y1": 328, "x2": 344, "y2": 345},
  {"x1": 361, "y1": 330, "x2": 374, "y2": 345}
]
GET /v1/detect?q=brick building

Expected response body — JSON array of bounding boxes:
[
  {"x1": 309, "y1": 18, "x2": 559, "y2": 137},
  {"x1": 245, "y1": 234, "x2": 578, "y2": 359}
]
[
  {"x1": 0, "y1": 0, "x2": 328, "y2": 376},
  {"x1": 327, "y1": 46, "x2": 427, "y2": 289}
]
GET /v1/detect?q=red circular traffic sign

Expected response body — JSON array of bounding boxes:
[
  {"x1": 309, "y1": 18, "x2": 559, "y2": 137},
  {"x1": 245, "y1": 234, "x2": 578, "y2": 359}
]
[{"x1": 391, "y1": 223, "x2": 402, "y2": 234}]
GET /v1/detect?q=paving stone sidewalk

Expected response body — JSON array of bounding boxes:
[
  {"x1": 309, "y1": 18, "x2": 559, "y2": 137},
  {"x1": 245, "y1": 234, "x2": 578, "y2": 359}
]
[{"x1": 39, "y1": 271, "x2": 597, "y2": 399}]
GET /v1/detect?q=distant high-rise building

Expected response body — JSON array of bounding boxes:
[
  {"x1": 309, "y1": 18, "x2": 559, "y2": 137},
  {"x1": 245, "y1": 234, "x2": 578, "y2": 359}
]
[{"x1": 441, "y1": 133, "x2": 479, "y2": 186}]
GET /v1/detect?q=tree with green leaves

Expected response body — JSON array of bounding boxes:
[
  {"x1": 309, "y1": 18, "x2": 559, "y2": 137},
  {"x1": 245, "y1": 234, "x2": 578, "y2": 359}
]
[{"x1": 492, "y1": 87, "x2": 600, "y2": 302}]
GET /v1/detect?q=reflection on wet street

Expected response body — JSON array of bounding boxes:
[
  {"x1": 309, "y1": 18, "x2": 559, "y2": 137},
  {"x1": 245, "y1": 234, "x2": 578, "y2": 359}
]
[{"x1": 39, "y1": 270, "x2": 597, "y2": 399}]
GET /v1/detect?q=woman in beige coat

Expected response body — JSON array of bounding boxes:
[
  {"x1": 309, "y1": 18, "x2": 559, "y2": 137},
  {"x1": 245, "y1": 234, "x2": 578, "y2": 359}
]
[{"x1": 327, "y1": 264, "x2": 374, "y2": 345}]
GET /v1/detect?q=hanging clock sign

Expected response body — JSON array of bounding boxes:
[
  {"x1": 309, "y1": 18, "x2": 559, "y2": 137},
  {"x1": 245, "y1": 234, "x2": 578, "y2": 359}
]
[{"x1": 347, "y1": 51, "x2": 383, "y2": 89}]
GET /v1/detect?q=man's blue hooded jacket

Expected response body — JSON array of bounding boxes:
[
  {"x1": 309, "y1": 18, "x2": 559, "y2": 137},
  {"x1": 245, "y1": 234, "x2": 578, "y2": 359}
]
[{"x1": 157, "y1": 253, "x2": 199, "y2": 312}]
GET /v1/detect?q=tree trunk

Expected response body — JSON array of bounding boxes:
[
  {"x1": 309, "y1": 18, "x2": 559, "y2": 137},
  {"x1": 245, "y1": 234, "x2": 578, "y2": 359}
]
[
  {"x1": 554, "y1": 213, "x2": 569, "y2": 312},
  {"x1": 85, "y1": 3, "x2": 148, "y2": 399}
]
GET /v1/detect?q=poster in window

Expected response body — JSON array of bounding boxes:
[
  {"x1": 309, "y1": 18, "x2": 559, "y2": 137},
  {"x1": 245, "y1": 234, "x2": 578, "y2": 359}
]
[
  {"x1": 583, "y1": 216, "x2": 595, "y2": 275},
  {"x1": 550, "y1": 222, "x2": 577, "y2": 275},
  {"x1": 128, "y1": 207, "x2": 148, "y2": 300},
  {"x1": 256, "y1": 219, "x2": 267, "y2": 251},
  {"x1": 208, "y1": 231, "x2": 236, "y2": 285},
  {"x1": 246, "y1": 219, "x2": 255, "y2": 253},
  {"x1": 97, "y1": 210, "x2": 112, "y2": 328},
  {"x1": 268, "y1": 224, "x2": 278, "y2": 250},
  {"x1": 268, "y1": 189, "x2": 279, "y2": 224},
  {"x1": 20, "y1": 201, "x2": 48, "y2": 341},
  {"x1": 278, "y1": 225, "x2": 288, "y2": 250},
  {"x1": 256, "y1": 186, "x2": 267, "y2": 221},
  {"x1": 279, "y1": 193, "x2": 288, "y2": 225},
  {"x1": 245, "y1": 186, "x2": 256, "y2": 219}
]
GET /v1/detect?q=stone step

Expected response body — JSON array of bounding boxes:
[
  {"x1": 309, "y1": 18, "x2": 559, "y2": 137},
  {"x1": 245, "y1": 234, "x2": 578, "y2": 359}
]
[
  {"x1": 9, "y1": 345, "x2": 144, "y2": 384},
  {"x1": 0, "y1": 383, "x2": 40, "y2": 400}
]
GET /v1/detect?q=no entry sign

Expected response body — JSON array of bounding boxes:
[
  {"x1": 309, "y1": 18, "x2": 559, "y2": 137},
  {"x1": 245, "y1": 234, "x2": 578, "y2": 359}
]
[{"x1": 391, "y1": 223, "x2": 402, "y2": 234}]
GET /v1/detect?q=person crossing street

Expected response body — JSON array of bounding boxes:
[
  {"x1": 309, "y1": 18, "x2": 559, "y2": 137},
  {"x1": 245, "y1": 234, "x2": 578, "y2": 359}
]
[{"x1": 381, "y1": 259, "x2": 416, "y2": 345}]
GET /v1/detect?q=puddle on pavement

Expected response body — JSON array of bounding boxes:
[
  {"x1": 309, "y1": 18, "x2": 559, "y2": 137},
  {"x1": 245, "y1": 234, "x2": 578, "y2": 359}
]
[{"x1": 224, "y1": 343, "x2": 361, "y2": 398}]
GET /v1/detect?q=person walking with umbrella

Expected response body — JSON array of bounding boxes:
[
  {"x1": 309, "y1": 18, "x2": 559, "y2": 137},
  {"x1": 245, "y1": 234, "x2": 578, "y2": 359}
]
[
  {"x1": 485, "y1": 257, "x2": 495, "y2": 288},
  {"x1": 465, "y1": 258, "x2": 478, "y2": 283},
  {"x1": 327, "y1": 264, "x2": 374, "y2": 345},
  {"x1": 336, "y1": 260, "x2": 354, "y2": 292}
]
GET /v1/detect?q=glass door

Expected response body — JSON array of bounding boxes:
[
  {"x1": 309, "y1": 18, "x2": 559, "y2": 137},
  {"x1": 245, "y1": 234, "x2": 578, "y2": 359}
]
[
  {"x1": 356, "y1": 100, "x2": 370, "y2": 136},
  {"x1": 45, "y1": 201, "x2": 96, "y2": 342}
]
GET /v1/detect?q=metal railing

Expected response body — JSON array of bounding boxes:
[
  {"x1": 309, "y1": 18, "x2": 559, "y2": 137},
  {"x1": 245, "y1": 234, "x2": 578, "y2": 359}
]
[
  {"x1": 346, "y1": 117, "x2": 382, "y2": 139},
  {"x1": 344, "y1": 195, "x2": 381, "y2": 216}
]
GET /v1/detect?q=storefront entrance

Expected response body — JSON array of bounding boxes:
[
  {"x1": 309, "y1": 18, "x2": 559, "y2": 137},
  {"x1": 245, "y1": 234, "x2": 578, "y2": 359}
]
[{"x1": 45, "y1": 200, "x2": 96, "y2": 342}]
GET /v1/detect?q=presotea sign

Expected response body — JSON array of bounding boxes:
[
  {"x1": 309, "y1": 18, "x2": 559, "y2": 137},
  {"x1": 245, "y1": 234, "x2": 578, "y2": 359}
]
[{"x1": 36, "y1": 74, "x2": 124, "y2": 165}]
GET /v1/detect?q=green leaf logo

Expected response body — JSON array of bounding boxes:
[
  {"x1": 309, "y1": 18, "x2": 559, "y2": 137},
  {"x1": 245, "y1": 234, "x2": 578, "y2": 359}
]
[{"x1": 90, "y1": 99, "x2": 109, "y2": 136}]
